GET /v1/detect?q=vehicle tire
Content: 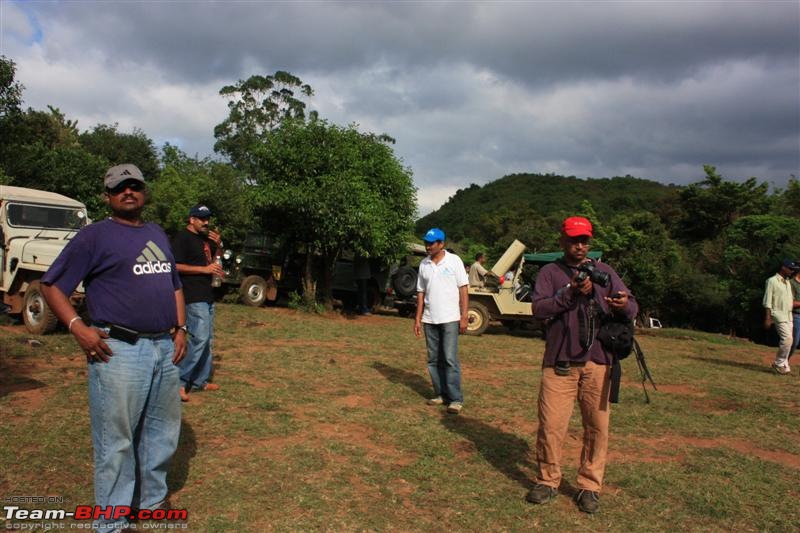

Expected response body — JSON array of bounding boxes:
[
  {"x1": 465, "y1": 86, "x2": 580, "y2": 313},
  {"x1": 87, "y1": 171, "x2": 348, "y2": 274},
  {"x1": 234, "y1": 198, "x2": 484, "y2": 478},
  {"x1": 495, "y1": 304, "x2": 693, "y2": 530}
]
[
  {"x1": 397, "y1": 305, "x2": 414, "y2": 318},
  {"x1": 239, "y1": 275, "x2": 269, "y2": 307},
  {"x1": 23, "y1": 280, "x2": 59, "y2": 335},
  {"x1": 466, "y1": 301, "x2": 490, "y2": 336},
  {"x1": 393, "y1": 266, "x2": 417, "y2": 298}
]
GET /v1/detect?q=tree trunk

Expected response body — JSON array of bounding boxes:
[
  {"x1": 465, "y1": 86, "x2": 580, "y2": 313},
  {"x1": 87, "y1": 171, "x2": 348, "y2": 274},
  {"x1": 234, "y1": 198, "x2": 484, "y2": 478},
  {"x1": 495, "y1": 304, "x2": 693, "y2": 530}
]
[
  {"x1": 318, "y1": 249, "x2": 339, "y2": 310},
  {"x1": 302, "y1": 251, "x2": 316, "y2": 306}
]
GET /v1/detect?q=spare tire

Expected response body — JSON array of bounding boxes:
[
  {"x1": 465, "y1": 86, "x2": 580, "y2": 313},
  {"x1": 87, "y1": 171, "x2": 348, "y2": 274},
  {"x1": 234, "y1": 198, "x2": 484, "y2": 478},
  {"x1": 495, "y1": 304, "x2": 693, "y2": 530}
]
[{"x1": 393, "y1": 266, "x2": 418, "y2": 298}]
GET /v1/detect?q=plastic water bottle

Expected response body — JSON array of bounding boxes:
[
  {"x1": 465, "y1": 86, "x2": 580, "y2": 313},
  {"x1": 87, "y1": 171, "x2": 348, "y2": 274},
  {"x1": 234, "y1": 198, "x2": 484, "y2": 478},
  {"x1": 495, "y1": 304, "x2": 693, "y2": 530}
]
[{"x1": 211, "y1": 255, "x2": 223, "y2": 287}]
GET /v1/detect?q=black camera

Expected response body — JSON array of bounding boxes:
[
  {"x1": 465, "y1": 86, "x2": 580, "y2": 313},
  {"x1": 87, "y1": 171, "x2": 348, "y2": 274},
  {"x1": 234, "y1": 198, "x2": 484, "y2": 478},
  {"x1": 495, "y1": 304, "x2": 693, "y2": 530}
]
[{"x1": 575, "y1": 261, "x2": 610, "y2": 288}]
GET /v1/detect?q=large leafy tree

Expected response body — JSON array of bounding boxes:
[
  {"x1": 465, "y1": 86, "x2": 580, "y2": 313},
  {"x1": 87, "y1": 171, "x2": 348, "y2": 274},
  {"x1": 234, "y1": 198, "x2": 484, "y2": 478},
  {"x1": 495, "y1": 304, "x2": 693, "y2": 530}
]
[
  {"x1": 0, "y1": 56, "x2": 23, "y2": 119},
  {"x1": 214, "y1": 71, "x2": 316, "y2": 180},
  {"x1": 0, "y1": 105, "x2": 110, "y2": 218},
  {"x1": 250, "y1": 118, "x2": 416, "y2": 304},
  {"x1": 722, "y1": 214, "x2": 800, "y2": 337},
  {"x1": 677, "y1": 164, "x2": 769, "y2": 242},
  {"x1": 144, "y1": 145, "x2": 254, "y2": 244},
  {"x1": 79, "y1": 123, "x2": 160, "y2": 180}
]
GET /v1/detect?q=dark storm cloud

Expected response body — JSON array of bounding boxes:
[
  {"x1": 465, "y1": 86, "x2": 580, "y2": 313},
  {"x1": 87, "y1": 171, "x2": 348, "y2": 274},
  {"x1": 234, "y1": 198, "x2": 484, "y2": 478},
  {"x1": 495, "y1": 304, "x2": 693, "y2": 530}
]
[
  {"x1": 7, "y1": 0, "x2": 799, "y2": 213},
  {"x1": 27, "y1": 2, "x2": 798, "y2": 87}
]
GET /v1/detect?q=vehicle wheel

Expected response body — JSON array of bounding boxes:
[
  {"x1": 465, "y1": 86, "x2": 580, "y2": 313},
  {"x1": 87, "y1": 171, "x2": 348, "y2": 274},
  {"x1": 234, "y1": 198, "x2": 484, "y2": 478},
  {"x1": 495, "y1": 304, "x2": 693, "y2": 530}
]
[
  {"x1": 393, "y1": 266, "x2": 417, "y2": 298},
  {"x1": 466, "y1": 301, "x2": 490, "y2": 336},
  {"x1": 23, "y1": 280, "x2": 59, "y2": 335},
  {"x1": 239, "y1": 275, "x2": 269, "y2": 307},
  {"x1": 397, "y1": 305, "x2": 414, "y2": 318}
]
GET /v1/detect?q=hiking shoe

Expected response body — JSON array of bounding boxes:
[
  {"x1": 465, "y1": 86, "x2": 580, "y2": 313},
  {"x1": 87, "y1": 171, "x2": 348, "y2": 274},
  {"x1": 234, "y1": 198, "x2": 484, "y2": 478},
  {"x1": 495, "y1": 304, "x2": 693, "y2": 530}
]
[
  {"x1": 575, "y1": 489, "x2": 600, "y2": 513},
  {"x1": 446, "y1": 402, "x2": 463, "y2": 414},
  {"x1": 525, "y1": 483, "x2": 557, "y2": 504},
  {"x1": 772, "y1": 362, "x2": 790, "y2": 375},
  {"x1": 179, "y1": 387, "x2": 190, "y2": 402},
  {"x1": 427, "y1": 396, "x2": 444, "y2": 405}
]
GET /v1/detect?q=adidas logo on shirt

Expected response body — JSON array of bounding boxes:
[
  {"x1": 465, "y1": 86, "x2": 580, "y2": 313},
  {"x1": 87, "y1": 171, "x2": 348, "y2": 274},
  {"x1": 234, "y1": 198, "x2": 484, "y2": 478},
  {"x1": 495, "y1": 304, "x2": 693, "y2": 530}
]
[{"x1": 132, "y1": 240, "x2": 172, "y2": 276}]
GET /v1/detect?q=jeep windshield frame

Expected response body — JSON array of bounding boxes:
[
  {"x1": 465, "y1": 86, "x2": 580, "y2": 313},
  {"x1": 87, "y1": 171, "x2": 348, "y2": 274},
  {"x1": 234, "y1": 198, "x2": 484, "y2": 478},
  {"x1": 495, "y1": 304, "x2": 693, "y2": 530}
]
[{"x1": 6, "y1": 202, "x2": 87, "y2": 231}]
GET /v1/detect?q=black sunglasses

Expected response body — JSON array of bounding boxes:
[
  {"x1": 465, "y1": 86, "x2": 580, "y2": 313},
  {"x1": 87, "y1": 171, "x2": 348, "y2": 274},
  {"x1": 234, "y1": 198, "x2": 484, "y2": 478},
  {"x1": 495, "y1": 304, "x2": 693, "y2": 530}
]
[{"x1": 106, "y1": 180, "x2": 145, "y2": 195}]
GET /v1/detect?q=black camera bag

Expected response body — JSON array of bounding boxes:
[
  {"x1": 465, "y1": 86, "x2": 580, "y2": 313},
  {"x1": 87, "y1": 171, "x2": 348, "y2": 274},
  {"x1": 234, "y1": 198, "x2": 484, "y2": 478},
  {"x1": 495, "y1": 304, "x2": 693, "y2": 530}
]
[{"x1": 597, "y1": 313, "x2": 634, "y2": 360}]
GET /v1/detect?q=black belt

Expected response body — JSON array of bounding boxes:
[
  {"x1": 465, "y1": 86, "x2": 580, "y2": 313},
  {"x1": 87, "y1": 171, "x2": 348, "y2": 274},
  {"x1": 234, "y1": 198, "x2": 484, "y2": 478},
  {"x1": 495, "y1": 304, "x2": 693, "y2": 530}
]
[{"x1": 94, "y1": 323, "x2": 172, "y2": 344}]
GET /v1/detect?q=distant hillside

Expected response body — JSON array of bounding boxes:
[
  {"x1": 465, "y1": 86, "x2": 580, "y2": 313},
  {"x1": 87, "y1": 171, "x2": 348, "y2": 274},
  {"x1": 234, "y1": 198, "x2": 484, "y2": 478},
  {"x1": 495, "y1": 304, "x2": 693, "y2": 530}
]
[{"x1": 415, "y1": 173, "x2": 681, "y2": 244}]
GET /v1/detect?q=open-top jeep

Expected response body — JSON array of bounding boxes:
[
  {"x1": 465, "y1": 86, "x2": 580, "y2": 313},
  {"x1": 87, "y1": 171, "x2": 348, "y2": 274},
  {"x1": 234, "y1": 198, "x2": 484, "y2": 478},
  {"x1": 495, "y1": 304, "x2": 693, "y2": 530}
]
[
  {"x1": 0, "y1": 185, "x2": 89, "y2": 333},
  {"x1": 466, "y1": 240, "x2": 601, "y2": 335}
]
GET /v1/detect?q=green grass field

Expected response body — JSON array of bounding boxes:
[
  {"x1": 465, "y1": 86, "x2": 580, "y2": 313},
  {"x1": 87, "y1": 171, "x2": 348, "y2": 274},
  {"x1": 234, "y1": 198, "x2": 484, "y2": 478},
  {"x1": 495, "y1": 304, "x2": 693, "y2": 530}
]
[{"x1": 1, "y1": 304, "x2": 799, "y2": 532}]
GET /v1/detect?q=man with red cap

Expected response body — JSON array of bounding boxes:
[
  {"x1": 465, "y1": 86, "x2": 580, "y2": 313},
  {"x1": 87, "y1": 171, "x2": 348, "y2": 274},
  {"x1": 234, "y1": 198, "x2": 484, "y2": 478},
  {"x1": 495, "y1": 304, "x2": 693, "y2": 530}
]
[{"x1": 525, "y1": 216, "x2": 637, "y2": 514}]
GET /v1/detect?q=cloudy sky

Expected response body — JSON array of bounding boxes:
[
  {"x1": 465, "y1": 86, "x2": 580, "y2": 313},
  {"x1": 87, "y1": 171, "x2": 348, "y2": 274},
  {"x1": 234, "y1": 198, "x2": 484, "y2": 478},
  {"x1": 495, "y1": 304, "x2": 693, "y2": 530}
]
[{"x1": 2, "y1": 1, "x2": 798, "y2": 214}]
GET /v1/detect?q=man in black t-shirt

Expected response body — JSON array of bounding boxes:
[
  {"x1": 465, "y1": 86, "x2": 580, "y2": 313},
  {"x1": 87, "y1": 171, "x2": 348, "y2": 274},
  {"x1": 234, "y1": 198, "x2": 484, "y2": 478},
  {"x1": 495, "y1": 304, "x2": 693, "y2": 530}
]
[{"x1": 171, "y1": 204, "x2": 224, "y2": 401}]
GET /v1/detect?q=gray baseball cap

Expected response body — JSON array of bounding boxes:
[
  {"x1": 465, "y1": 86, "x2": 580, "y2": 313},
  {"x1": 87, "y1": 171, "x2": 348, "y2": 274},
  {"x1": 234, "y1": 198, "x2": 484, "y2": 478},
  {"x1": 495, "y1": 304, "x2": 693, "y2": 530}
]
[{"x1": 104, "y1": 164, "x2": 145, "y2": 189}]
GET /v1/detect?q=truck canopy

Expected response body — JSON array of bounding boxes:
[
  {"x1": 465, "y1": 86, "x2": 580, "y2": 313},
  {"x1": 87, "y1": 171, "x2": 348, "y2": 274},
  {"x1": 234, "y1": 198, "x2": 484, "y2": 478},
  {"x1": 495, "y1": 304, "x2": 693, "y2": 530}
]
[
  {"x1": 0, "y1": 185, "x2": 86, "y2": 208},
  {"x1": 524, "y1": 251, "x2": 603, "y2": 263}
]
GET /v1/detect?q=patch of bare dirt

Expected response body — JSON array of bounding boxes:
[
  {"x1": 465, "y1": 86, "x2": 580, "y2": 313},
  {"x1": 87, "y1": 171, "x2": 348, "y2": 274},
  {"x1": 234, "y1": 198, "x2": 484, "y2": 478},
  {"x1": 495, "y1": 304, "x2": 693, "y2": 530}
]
[
  {"x1": 627, "y1": 435, "x2": 800, "y2": 469},
  {"x1": 334, "y1": 394, "x2": 374, "y2": 408},
  {"x1": 494, "y1": 417, "x2": 537, "y2": 437},
  {"x1": 461, "y1": 367, "x2": 507, "y2": 387},
  {"x1": 207, "y1": 420, "x2": 417, "y2": 469},
  {"x1": 452, "y1": 440, "x2": 478, "y2": 459}
]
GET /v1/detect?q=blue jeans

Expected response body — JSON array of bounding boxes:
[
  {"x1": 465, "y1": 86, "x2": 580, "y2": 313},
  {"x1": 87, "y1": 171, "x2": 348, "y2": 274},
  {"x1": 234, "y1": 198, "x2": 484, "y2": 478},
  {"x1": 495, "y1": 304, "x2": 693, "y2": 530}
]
[
  {"x1": 789, "y1": 313, "x2": 800, "y2": 360},
  {"x1": 88, "y1": 334, "x2": 181, "y2": 530},
  {"x1": 180, "y1": 302, "x2": 215, "y2": 390},
  {"x1": 423, "y1": 321, "x2": 463, "y2": 403}
]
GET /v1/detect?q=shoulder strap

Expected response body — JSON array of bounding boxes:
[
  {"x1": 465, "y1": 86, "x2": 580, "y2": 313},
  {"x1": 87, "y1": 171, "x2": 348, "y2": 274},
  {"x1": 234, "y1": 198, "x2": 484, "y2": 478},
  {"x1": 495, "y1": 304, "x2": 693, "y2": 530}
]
[{"x1": 554, "y1": 258, "x2": 573, "y2": 279}]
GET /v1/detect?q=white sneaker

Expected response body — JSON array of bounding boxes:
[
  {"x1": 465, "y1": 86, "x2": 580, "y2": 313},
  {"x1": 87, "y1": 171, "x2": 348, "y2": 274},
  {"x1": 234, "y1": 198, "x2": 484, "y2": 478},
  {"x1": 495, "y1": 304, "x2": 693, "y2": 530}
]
[
  {"x1": 427, "y1": 396, "x2": 444, "y2": 405},
  {"x1": 772, "y1": 362, "x2": 790, "y2": 375},
  {"x1": 447, "y1": 402, "x2": 463, "y2": 414}
]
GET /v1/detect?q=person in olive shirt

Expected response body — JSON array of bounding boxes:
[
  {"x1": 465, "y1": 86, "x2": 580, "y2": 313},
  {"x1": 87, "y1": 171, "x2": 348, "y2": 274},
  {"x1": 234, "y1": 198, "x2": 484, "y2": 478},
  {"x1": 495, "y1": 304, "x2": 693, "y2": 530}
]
[
  {"x1": 763, "y1": 259, "x2": 796, "y2": 375},
  {"x1": 171, "y1": 204, "x2": 224, "y2": 401},
  {"x1": 787, "y1": 266, "x2": 800, "y2": 362}
]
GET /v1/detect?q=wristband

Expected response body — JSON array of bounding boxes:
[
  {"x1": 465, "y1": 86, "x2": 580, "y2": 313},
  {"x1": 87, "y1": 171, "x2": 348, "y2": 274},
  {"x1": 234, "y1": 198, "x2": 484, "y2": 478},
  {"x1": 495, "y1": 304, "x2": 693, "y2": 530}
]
[{"x1": 68, "y1": 316, "x2": 83, "y2": 333}]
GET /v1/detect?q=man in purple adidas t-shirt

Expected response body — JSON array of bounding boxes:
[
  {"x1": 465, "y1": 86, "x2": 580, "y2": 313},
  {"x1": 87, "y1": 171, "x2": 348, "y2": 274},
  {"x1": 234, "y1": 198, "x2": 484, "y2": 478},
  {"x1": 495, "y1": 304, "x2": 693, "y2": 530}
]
[{"x1": 41, "y1": 164, "x2": 187, "y2": 531}]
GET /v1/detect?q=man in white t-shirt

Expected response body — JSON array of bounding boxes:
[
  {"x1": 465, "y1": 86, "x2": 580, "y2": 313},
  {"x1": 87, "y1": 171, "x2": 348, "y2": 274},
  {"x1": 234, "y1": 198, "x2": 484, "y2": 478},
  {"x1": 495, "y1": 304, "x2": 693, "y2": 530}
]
[{"x1": 414, "y1": 228, "x2": 469, "y2": 414}]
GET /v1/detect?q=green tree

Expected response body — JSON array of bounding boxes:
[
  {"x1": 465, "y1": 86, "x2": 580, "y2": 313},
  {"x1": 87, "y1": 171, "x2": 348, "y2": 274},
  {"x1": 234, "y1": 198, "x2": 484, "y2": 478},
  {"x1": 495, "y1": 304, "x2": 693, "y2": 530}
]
[
  {"x1": 598, "y1": 212, "x2": 682, "y2": 319},
  {"x1": 250, "y1": 118, "x2": 416, "y2": 305},
  {"x1": 771, "y1": 176, "x2": 800, "y2": 217},
  {"x1": 214, "y1": 71, "x2": 316, "y2": 179},
  {"x1": 144, "y1": 145, "x2": 254, "y2": 244},
  {"x1": 722, "y1": 214, "x2": 800, "y2": 337},
  {"x1": 0, "y1": 105, "x2": 110, "y2": 218},
  {"x1": 677, "y1": 165, "x2": 769, "y2": 242},
  {"x1": 79, "y1": 124, "x2": 160, "y2": 180},
  {"x1": 9, "y1": 143, "x2": 109, "y2": 218},
  {"x1": 0, "y1": 56, "x2": 23, "y2": 118}
]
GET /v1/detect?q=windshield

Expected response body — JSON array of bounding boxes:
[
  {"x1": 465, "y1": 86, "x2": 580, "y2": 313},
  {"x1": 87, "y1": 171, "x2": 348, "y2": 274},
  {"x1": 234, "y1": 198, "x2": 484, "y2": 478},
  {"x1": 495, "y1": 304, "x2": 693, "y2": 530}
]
[
  {"x1": 244, "y1": 234, "x2": 281, "y2": 252},
  {"x1": 7, "y1": 203, "x2": 87, "y2": 230}
]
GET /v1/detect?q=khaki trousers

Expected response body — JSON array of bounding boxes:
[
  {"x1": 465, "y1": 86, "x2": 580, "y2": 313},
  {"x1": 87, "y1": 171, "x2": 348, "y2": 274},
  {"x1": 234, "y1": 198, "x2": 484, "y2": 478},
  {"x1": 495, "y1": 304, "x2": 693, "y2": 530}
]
[{"x1": 535, "y1": 361, "x2": 611, "y2": 492}]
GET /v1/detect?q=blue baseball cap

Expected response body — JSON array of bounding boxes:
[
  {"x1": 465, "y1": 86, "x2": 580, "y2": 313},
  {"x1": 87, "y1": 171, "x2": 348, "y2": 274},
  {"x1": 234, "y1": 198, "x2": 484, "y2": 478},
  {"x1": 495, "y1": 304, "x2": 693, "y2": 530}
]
[
  {"x1": 423, "y1": 228, "x2": 445, "y2": 243},
  {"x1": 189, "y1": 204, "x2": 212, "y2": 218}
]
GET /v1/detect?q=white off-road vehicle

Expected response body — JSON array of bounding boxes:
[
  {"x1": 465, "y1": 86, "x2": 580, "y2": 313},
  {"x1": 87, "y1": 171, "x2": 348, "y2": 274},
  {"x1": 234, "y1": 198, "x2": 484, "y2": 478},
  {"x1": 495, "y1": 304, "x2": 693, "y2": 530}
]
[{"x1": 0, "y1": 185, "x2": 89, "y2": 334}]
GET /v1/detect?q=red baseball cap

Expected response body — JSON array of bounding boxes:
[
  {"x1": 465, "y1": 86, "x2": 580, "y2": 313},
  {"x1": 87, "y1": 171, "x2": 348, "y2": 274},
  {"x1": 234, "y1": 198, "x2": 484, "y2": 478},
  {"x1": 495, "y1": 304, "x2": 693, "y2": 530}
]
[{"x1": 562, "y1": 216, "x2": 593, "y2": 237}]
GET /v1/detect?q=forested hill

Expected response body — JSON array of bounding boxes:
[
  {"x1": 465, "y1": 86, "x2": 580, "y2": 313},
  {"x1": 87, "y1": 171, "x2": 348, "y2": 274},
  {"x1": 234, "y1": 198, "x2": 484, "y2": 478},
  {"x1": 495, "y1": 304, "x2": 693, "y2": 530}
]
[{"x1": 415, "y1": 173, "x2": 681, "y2": 245}]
